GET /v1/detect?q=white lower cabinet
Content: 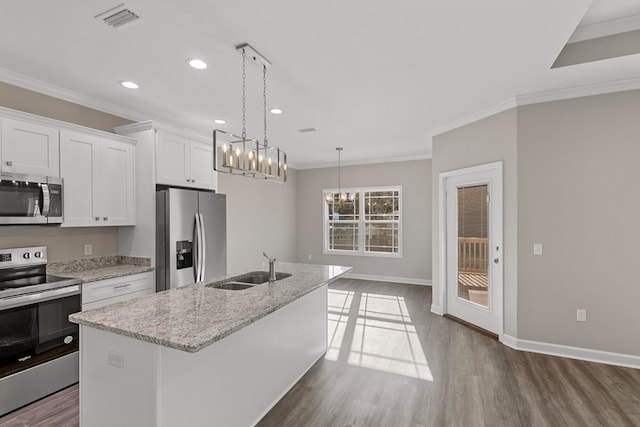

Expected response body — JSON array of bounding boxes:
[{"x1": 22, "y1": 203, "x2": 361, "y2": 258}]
[
  {"x1": 81, "y1": 272, "x2": 153, "y2": 311},
  {"x1": 60, "y1": 129, "x2": 135, "y2": 227}
]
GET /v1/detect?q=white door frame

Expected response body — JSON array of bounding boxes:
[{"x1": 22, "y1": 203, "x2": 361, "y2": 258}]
[{"x1": 437, "y1": 161, "x2": 503, "y2": 335}]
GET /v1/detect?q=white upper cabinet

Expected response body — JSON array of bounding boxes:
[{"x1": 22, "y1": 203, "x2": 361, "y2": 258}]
[
  {"x1": 60, "y1": 130, "x2": 100, "y2": 226},
  {"x1": 1, "y1": 118, "x2": 59, "y2": 176},
  {"x1": 156, "y1": 131, "x2": 190, "y2": 187},
  {"x1": 60, "y1": 130, "x2": 135, "y2": 227},
  {"x1": 99, "y1": 138, "x2": 135, "y2": 225},
  {"x1": 156, "y1": 131, "x2": 215, "y2": 190},
  {"x1": 189, "y1": 140, "x2": 214, "y2": 189}
]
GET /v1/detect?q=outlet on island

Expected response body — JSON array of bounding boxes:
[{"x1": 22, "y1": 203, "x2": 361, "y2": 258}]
[{"x1": 84, "y1": 244, "x2": 92, "y2": 256}]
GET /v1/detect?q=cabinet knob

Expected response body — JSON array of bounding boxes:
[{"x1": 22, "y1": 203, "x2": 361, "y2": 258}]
[
  {"x1": 5, "y1": 161, "x2": 12, "y2": 166},
  {"x1": 103, "y1": 217, "x2": 108, "y2": 221},
  {"x1": 95, "y1": 217, "x2": 100, "y2": 221}
]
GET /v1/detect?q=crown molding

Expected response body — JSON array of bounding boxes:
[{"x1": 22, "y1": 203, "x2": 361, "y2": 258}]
[
  {"x1": 0, "y1": 105, "x2": 136, "y2": 143},
  {"x1": 431, "y1": 76, "x2": 640, "y2": 138},
  {"x1": 0, "y1": 67, "x2": 149, "y2": 122},
  {"x1": 297, "y1": 154, "x2": 432, "y2": 170},
  {"x1": 569, "y1": 14, "x2": 640, "y2": 43},
  {"x1": 430, "y1": 98, "x2": 517, "y2": 138},
  {"x1": 515, "y1": 76, "x2": 640, "y2": 106}
]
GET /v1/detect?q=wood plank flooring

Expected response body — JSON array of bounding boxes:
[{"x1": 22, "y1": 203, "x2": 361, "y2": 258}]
[
  {"x1": 0, "y1": 383, "x2": 78, "y2": 426},
  {"x1": 258, "y1": 279, "x2": 640, "y2": 427},
  {"x1": 1, "y1": 278, "x2": 639, "y2": 427}
]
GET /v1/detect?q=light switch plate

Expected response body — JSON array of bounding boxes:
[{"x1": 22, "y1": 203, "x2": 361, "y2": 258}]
[
  {"x1": 576, "y1": 309, "x2": 587, "y2": 322},
  {"x1": 533, "y1": 243, "x2": 543, "y2": 256}
]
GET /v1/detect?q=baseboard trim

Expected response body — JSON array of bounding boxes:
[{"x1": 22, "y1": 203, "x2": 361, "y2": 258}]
[
  {"x1": 500, "y1": 334, "x2": 640, "y2": 369},
  {"x1": 430, "y1": 304, "x2": 443, "y2": 315},
  {"x1": 343, "y1": 273, "x2": 431, "y2": 286}
]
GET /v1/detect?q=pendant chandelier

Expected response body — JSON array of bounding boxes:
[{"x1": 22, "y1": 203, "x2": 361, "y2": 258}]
[
  {"x1": 324, "y1": 147, "x2": 355, "y2": 203},
  {"x1": 213, "y1": 43, "x2": 287, "y2": 182}
]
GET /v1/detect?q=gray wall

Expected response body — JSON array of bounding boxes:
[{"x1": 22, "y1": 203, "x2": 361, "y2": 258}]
[
  {"x1": 0, "y1": 82, "x2": 131, "y2": 260},
  {"x1": 296, "y1": 160, "x2": 431, "y2": 282},
  {"x1": 433, "y1": 90, "x2": 640, "y2": 357},
  {"x1": 432, "y1": 109, "x2": 518, "y2": 336},
  {"x1": 218, "y1": 170, "x2": 298, "y2": 275},
  {"x1": 517, "y1": 90, "x2": 640, "y2": 356}
]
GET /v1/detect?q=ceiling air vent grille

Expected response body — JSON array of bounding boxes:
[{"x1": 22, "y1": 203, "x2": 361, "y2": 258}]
[
  {"x1": 96, "y1": 3, "x2": 141, "y2": 29},
  {"x1": 297, "y1": 128, "x2": 317, "y2": 133}
]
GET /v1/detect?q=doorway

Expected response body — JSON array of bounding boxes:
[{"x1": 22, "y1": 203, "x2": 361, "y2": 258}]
[{"x1": 439, "y1": 162, "x2": 503, "y2": 335}]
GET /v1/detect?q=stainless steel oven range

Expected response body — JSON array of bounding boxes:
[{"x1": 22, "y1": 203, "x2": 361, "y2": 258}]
[{"x1": 0, "y1": 246, "x2": 81, "y2": 416}]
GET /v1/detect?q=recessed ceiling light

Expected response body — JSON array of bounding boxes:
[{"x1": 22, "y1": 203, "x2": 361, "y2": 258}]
[
  {"x1": 270, "y1": 108, "x2": 283, "y2": 115},
  {"x1": 187, "y1": 58, "x2": 207, "y2": 70},
  {"x1": 120, "y1": 80, "x2": 139, "y2": 89},
  {"x1": 214, "y1": 119, "x2": 226, "y2": 125}
]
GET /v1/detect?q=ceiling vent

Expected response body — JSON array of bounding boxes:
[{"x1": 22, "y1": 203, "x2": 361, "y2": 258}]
[
  {"x1": 297, "y1": 128, "x2": 317, "y2": 133},
  {"x1": 96, "y1": 3, "x2": 141, "y2": 29}
]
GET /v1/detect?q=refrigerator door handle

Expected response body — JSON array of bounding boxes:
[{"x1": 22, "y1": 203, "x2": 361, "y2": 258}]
[
  {"x1": 199, "y1": 213, "x2": 206, "y2": 281},
  {"x1": 194, "y1": 213, "x2": 202, "y2": 282}
]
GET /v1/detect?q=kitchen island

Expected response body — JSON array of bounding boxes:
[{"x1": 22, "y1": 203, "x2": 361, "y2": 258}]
[{"x1": 69, "y1": 263, "x2": 350, "y2": 427}]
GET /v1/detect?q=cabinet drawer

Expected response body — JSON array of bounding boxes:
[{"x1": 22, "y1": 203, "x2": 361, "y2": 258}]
[
  {"x1": 82, "y1": 272, "x2": 153, "y2": 305},
  {"x1": 82, "y1": 288, "x2": 153, "y2": 311}
]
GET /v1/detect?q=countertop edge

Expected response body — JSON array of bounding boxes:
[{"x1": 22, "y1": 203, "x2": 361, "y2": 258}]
[{"x1": 70, "y1": 265, "x2": 351, "y2": 352}]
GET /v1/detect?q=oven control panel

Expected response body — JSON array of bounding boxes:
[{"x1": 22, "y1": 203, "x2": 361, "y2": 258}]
[{"x1": 0, "y1": 246, "x2": 47, "y2": 269}]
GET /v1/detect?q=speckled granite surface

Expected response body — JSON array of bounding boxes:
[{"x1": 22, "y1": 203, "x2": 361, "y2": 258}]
[
  {"x1": 48, "y1": 256, "x2": 153, "y2": 283},
  {"x1": 69, "y1": 263, "x2": 351, "y2": 352}
]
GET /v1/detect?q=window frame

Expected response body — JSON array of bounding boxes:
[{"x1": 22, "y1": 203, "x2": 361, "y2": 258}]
[{"x1": 323, "y1": 185, "x2": 403, "y2": 258}]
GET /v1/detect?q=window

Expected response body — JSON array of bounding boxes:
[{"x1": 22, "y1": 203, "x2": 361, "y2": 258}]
[{"x1": 324, "y1": 186, "x2": 401, "y2": 257}]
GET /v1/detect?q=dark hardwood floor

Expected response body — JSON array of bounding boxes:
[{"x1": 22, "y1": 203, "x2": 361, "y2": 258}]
[{"x1": 2, "y1": 278, "x2": 639, "y2": 427}]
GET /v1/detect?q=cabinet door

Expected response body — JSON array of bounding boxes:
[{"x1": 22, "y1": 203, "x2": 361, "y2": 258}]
[
  {"x1": 100, "y1": 138, "x2": 135, "y2": 225},
  {"x1": 60, "y1": 130, "x2": 101, "y2": 227},
  {"x1": 189, "y1": 140, "x2": 215, "y2": 190},
  {"x1": 156, "y1": 132, "x2": 190, "y2": 187},
  {"x1": 1, "y1": 118, "x2": 59, "y2": 176}
]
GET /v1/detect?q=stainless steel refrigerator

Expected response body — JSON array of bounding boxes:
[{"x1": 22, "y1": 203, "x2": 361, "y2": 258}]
[{"x1": 156, "y1": 188, "x2": 226, "y2": 291}]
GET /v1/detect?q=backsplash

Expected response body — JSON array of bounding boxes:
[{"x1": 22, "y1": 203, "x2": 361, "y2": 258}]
[{"x1": 0, "y1": 226, "x2": 118, "y2": 262}]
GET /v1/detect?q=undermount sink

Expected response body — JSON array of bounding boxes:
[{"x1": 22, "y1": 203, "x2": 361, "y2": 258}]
[
  {"x1": 232, "y1": 271, "x2": 292, "y2": 285},
  {"x1": 209, "y1": 282, "x2": 254, "y2": 291},
  {"x1": 206, "y1": 271, "x2": 292, "y2": 291}
]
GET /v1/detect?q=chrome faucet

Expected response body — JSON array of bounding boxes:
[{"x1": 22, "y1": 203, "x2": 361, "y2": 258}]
[{"x1": 263, "y1": 252, "x2": 276, "y2": 282}]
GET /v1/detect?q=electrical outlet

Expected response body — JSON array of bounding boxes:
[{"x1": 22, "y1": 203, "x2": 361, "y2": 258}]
[
  {"x1": 533, "y1": 243, "x2": 543, "y2": 256},
  {"x1": 308, "y1": 254, "x2": 312, "y2": 260},
  {"x1": 107, "y1": 351, "x2": 124, "y2": 368},
  {"x1": 84, "y1": 244, "x2": 92, "y2": 256},
  {"x1": 576, "y1": 309, "x2": 587, "y2": 322}
]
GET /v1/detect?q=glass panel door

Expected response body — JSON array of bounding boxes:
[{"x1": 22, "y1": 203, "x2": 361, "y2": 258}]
[{"x1": 456, "y1": 185, "x2": 489, "y2": 307}]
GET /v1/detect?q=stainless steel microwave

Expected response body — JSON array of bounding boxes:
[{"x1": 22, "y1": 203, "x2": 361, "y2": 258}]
[{"x1": 0, "y1": 173, "x2": 63, "y2": 224}]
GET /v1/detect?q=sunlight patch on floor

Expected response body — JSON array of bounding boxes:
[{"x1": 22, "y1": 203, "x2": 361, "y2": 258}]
[{"x1": 326, "y1": 289, "x2": 433, "y2": 381}]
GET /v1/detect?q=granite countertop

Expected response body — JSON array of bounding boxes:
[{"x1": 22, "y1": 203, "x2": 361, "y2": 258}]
[
  {"x1": 69, "y1": 263, "x2": 351, "y2": 352},
  {"x1": 48, "y1": 255, "x2": 153, "y2": 283}
]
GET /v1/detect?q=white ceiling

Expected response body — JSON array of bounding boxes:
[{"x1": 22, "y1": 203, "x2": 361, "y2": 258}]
[{"x1": 1, "y1": 0, "x2": 640, "y2": 168}]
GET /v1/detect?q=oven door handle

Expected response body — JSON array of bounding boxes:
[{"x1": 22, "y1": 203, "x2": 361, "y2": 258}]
[{"x1": 0, "y1": 285, "x2": 80, "y2": 311}]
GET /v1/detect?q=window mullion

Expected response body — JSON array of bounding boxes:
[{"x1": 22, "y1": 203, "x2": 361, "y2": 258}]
[{"x1": 359, "y1": 189, "x2": 365, "y2": 253}]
